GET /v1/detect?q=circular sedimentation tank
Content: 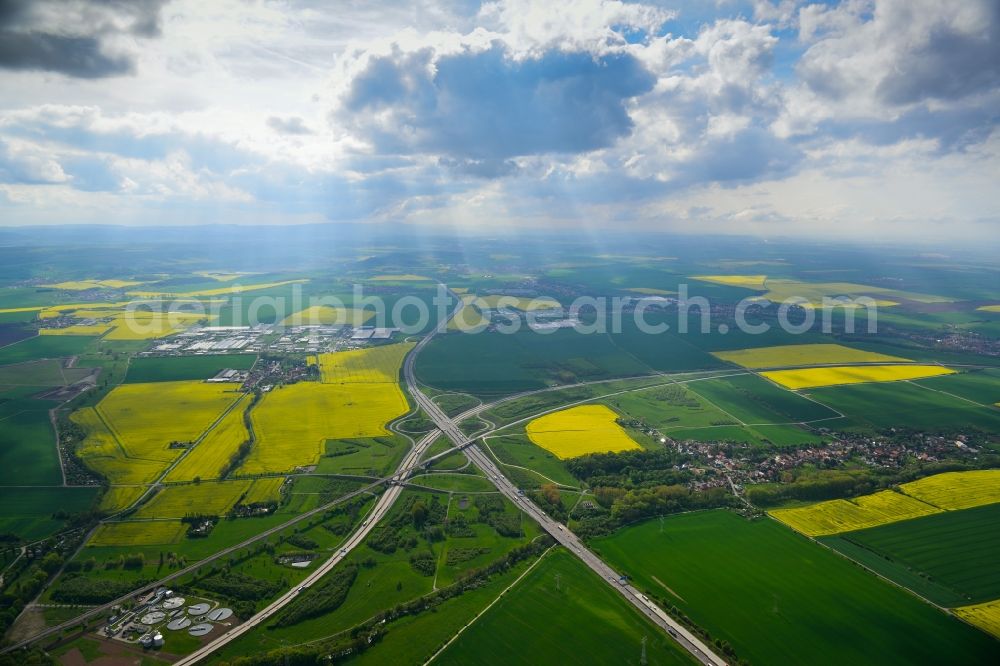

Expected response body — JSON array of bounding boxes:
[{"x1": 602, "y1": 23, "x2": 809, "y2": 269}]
[
  {"x1": 139, "y1": 611, "x2": 166, "y2": 625},
  {"x1": 186, "y1": 602, "x2": 211, "y2": 615},
  {"x1": 207, "y1": 607, "x2": 233, "y2": 622},
  {"x1": 166, "y1": 617, "x2": 192, "y2": 631},
  {"x1": 188, "y1": 623, "x2": 213, "y2": 637}
]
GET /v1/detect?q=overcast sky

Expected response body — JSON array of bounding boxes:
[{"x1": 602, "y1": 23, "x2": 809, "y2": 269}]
[{"x1": 0, "y1": 0, "x2": 997, "y2": 242}]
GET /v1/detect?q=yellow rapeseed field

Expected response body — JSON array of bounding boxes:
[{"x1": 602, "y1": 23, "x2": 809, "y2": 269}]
[
  {"x1": 691, "y1": 275, "x2": 768, "y2": 290},
  {"x1": 133, "y1": 480, "x2": 252, "y2": 519},
  {"x1": 43, "y1": 279, "x2": 146, "y2": 290},
  {"x1": 770, "y1": 490, "x2": 942, "y2": 537},
  {"x1": 244, "y1": 477, "x2": 285, "y2": 504},
  {"x1": 72, "y1": 407, "x2": 166, "y2": 485},
  {"x1": 976, "y1": 305, "x2": 1000, "y2": 313},
  {"x1": 128, "y1": 279, "x2": 308, "y2": 298},
  {"x1": 63, "y1": 309, "x2": 132, "y2": 318},
  {"x1": 898, "y1": 470, "x2": 1000, "y2": 510},
  {"x1": 448, "y1": 295, "x2": 488, "y2": 331},
  {"x1": 761, "y1": 364, "x2": 955, "y2": 390},
  {"x1": 370, "y1": 274, "x2": 433, "y2": 281},
  {"x1": 0, "y1": 305, "x2": 45, "y2": 314},
  {"x1": 691, "y1": 275, "x2": 948, "y2": 306},
  {"x1": 314, "y1": 342, "x2": 414, "y2": 384},
  {"x1": 37, "y1": 301, "x2": 133, "y2": 318},
  {"x1": 713, "y1": 343, "x2": 910, "y2": 369},
  {"x1": 90, "y1": 520, "x2": 187, "y2": 547},
  {"x1": 97, "y1": 486, "x2": 148, "y2": 513},
  {"x1": 241, "y1": 382, "x2": 409, "y2": 474},
  {"x1": 40, "y1": 324, "x2": 112, "y2": 336},
  {"x1": 761, "y1": 279, "x2": 907, "y2": 306},
  {"x1": 96, "y1": 381, "x2": 241, "y2": 463},
  {"x1": 281, "y1": 305, "x2": 374, "y2": 326},
  {"x1": 626, "y1": 287, "x2": 675, "y2": 296},
  {"x1": 954, "y1": 599, "x2": 1000, "y2": 639},
  {"x1": 474, "y1": 295, "x2": 561, "y2": 311},
  {"x1": 166, "y1": 398, "x2": 249, "y2": 482},
  {"x1": 526, "y1": 404, "x2": 641, "y2": 459},
  {"x1": 194, "y1": 271, "x2": 253, "y2": 282},
  {"x1": 103, "y1": 311, "x2": 209, "y2": 340}
]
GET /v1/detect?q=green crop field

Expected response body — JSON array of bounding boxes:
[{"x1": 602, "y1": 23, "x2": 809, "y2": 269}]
[
  {"x1": 435, "y1": 548, "x2": 696, "y2": 665},
  {"x1": 687, "y1": 374, "x2": 841, "y2": 423},
  {"x1": 824, "y1": 503, "x2": 1000, "y2": 607},
  {"x1": 912, "y1": 368, "x2": 1000, "y2": 406},
  {"x1": 348, "y1": 554, "x2": 538, "y2": 665},
  {"x1": 607, "y1": 315, "x2": 727, "y2": 373},
  {"x1": 658, "y1": 423, "x2": 825, "y2": 447},
  {"x1": 415, "y1": 328, "x2": 652, "y2": 397},
  {"x1": 604, "y1": 382, "x2": 740, "y2": 430},
  {"x1": 0, "y1": 486, "x2": 99, "y2": 540},
  {"x1": 124, "y1": 353, "x2": 257, "y2": 383},
  {"x1": 0, "y1": 359, "x2": 92, "y2": 387},
  {"x1": 838, "y1": 336, "x2": 1000, "y2": 368},
  {"x1": 591, "y1": 510, "x2": 998, "y2": 665},
  {"x1": 806, "y1": 381, "x2": 1000, "y2": 432},
  {"x1": 0, "y1": 395, "x2": 62, "y2": 486},
  {"x1": 0, "y1": 335, "x2": 98, "y2": 365},
  {"x1": 650, "y1": 313, "x2": 833, "y2": 353},
  {"x1": 602, "y1": 381, "x2": 827, "y2": 447}
]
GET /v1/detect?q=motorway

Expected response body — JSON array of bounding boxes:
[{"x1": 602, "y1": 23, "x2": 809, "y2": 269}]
[{"x1": 402, "y1": 307, "x2": 727, "y2": 666}]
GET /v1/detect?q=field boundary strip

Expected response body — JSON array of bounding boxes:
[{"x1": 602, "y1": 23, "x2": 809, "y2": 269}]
[
  {"x1": 682, "y1": 383, "x2": 749, "y2": 426},
  {"x1": 423, "y1": 546, "x2": 555, "y2": 665}
]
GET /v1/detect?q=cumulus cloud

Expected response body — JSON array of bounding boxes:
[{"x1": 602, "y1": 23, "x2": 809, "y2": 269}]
[
  {"x1": 0, "y1": 138, "x2": 68, "y2": 184},
  {"x1": 0, "y1": 0, "x2": 997, "y2": 239},
  {"x1": 338, "y1": 42, "x2": 655, "y2": 161},
  {"x1": 478, "y1": 0, "x2": 674, "y2": 53},
  {"x1": 0, "y1": 0, "x2": 167, "y2": 78},
  {"x1": 797, "y1": 0, "x2": 1000, "y2": 107}
]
